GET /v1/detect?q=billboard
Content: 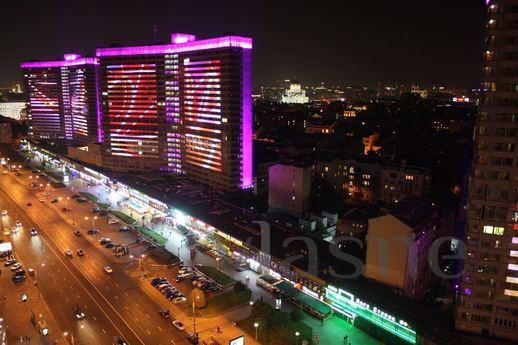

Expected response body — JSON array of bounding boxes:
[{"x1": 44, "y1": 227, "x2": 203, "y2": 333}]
[{"x1": 229, "y1": 336, "x2": 245, "y2": 345}]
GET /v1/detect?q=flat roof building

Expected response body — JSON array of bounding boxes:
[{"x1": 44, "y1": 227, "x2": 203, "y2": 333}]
[
  {"x1": 96, "y1": 34, "x2": 253, "y2": 191},
  {"x1": 21, "y1": 54, "x2": 101, "y2": 143}
]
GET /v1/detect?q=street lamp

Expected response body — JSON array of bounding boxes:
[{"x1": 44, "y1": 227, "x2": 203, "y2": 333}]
[
  {"x1": 192, "y1": 296, "x2": 200, "y2": 335},
  {"x1": 216, "y1": 257, "x2": 220, "y2": 270},
  {"x1": 254, "y1": 322, "x2": 259, "y2": 340},
  {"x1": 295, "y1": 331, "x2": 300, "y2": 345},
  {"x1": 64, "y1": 331, "x2": 75, "y2": 345}
]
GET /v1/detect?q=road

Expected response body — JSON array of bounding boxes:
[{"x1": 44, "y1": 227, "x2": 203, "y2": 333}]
[{"x1": 0, "y1": 168, "x2": 189, "y2": 345}]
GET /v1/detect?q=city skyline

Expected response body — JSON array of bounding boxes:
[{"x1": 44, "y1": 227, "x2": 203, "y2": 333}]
[{"x1": 1, "y1": 0, "x2": 485, "y2": 88}]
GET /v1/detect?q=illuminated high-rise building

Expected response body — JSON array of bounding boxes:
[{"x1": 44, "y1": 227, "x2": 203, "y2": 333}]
[
  {"x1": 456, "y1": 0, "x2": 518, "y2": 341},
  {"x1": 96, "y1": 33, "x2": 253, "y2": 191},
  {"x1": 21, "y1": 54, "x2": 101, "y2": 143}
]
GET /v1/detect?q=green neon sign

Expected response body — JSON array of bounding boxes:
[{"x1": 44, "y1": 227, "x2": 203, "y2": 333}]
[{"x1": 325, "y1": 286, "x2": 417, "y2": 344}]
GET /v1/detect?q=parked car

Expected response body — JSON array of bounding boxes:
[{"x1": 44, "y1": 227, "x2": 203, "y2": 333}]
[
  {"x1": 12, "y1": 269, "x2": 26, "y2": 277},
  {"x1": 92, "y1": 207, "x2": 101, "y2": 213},
  {"x1": 104, "y1": 242, "x2": 115, "y2": 249},
  {"x1": 185, "y1": 332, "x2": 199, "y2": 344},
  {"x1": 77, "y1": 249, "x2": 85, "y2": 257},
  {"x1": 28, "y1": 268, "x2": 35, "y2": 276},
  {"x1": 26, "y1": 201, "x2": 32, "y2": 206},
  {"x1": 87, "y1": 228, "x2": 100, "y2": 235},
  {"x1": 99, "y1": 210, "x2": 108, "y2": 216},
  {"x1": 108, "y1": 218, "x2": 118, "y2": 224},
  {"x1": 50, "y1": 199, "x2": 58, "y2": 203},
  {"x1": 12, "y1": 275, "x2": 26, "y2": 283},
  {"x1": 4, "y1": 259, "x2": 16, "y2": 266},
  {"x1": 118, "y1": 226, "x2": 129, "y2": 232},
  {"x1": 172, "y1": 320, "x2": 185, "y2": 331},
  {"x1": 10, "y1": 263, "x2": 22, "y2": 271},
  {"x1": 65, "y1": 249, "x2": 73, "y2": 257},
  {"x1": 99, "y1": 238, "x2": 111, "y2": 244},
  {"x1": 173, "y1": 296, "x2": 187, "y2": 304}
]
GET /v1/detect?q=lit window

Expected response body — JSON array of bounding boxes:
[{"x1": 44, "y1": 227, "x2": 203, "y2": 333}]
[
  {"x1": 494, "y1": 227, "x2": 504, "y2": 235},
  {"x1": 504, "y1": 289, "x2": 518, "y2": 297},
  {"x1": 483, "y1": 225, "x2": 494, "y2": 234}
]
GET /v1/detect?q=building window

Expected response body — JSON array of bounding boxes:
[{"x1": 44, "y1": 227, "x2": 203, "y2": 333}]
[{"x1": 483, "y1": 225, "x2": 504, "y2": 235}]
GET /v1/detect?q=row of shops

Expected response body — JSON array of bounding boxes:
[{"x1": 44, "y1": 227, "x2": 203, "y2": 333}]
[{"x1": 20, "y1": 140, "x2": 418, "y2": 345}]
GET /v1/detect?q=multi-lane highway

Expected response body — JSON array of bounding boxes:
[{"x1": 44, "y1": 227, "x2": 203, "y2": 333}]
[{"x1": 0, "y1": 167, "x2": 189, "y2": 345}]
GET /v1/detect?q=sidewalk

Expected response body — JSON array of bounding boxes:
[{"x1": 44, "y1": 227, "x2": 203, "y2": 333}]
[{"x1": 37, "y1": 164, "x2": 381, "y2": 345}]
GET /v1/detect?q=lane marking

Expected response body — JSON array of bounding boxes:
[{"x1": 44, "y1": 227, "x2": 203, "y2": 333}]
[{"x1": 0, "y1": 185, "x2": 147, "y2": 345}]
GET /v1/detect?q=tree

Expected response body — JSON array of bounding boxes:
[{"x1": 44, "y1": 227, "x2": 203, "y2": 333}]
[
  {"x1": 290, "y1": 308, "x2": 303, "y2": 323},
  {"x1": 265, "y1": 326, "x2": 286, "y2": 345},
  {"x1": 189, "y1": 287, "x2": 206, "y2": 308},
  {"x1": 251, "y1": 300, "x2": 272, "y2": 326}
]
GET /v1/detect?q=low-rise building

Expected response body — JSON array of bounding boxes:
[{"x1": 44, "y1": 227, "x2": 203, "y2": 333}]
[
  {"x1": 364, "y1": 197, "x2": 438, "y2": 299},
  {"x1": 268, "y1": 162, "x2": 312, "y2": 216}
]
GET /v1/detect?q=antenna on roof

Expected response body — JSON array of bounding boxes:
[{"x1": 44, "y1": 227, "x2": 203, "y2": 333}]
[{"x1": 153, "y1": 24, "x2": 158, "y2": 44}]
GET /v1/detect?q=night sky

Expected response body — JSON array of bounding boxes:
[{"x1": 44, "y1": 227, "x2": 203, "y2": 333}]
[{"x1": 0, "y1": 0, "x2": 486, "y2": 88}]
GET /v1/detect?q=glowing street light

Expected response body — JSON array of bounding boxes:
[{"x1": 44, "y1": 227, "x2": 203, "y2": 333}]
[
  {"x1": 295, "y1": 331, "x2": 300, "y2": 345},
  {"x1": 254, "y1": 322, "x2": 259, "y2": 340}
]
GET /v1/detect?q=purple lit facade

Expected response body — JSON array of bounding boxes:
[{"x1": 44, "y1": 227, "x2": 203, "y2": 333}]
[
  {"x1": 97, "y1": 34, "x2": 253, "y2": 191},
  {"x1": 21, "y1": 54, "x2": 101, "y2": 143}
]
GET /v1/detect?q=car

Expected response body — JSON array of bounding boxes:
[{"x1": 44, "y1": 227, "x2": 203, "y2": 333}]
[
  {"x1": 28, "y1": 268, "x2": 35, "y2": 276},
  {"x1": 30, "y1": 228, "x2": 38, "y2": 236},
  {"x1": 104, "y1": 242, "x2": 115, "y2": 249},
  {"x1": 77, "y1": 249, "x2": 85, "y2": 257},
  {"x1": 71, "y1": 194, "x2": 81, "y2": 199},
  {"x1": 11, "y1": 226, "x2": 18, "y2": 233},
  {"x1": 173, "y1": 296, "x2": 187, "y2": 304},
  {"x1": 206, "y1": 286, "x2": 220, "y2": 292},
  {"x1": 172, "y1": 320, "x2": 185, "y2": 331},
  {"x1": 61, "y1": 207, "x2": 71, "y2": 212},
  {"x1": 118, "y1": 226, "x2": 129, "y2": 232},
  {"x1": 3, "y1": 229, "x2": 10, "y2": 236},
  {"x1": 12, "y1": 269, "x2": 26, "y2": 277},
  {"x1": 104, "y1": 266, "x2": 113, "y2": 274},
  {"x1": 4, "y1": 259, "x2": 16, "y2": 266},
  {"x1": 76, "y1": 198, "x2": 87, "y2": 203},
  {"x1": 12, "y1": 275, "x2": 26, "y2": 283},
  {"x1": 31, "y1": 169, "x2": 39, "y2": 173},
  {"x1": 26, "y1": 201, "x2": 32, "y2": 206},
  {"x1": 99, "y1": 210, "x2": 108, "y2": 216},
  {"x1": 107, "y1": 218, "x2": 118, "y2": 224},
  {"x1": 151, "y1": 278, "x2": 167, "y2": 286},
  {"x1": 113, "y1": 336, "x2": 128, "y2": 345},
  {"x1": 10, "y1": 263, "x2": 22, "y2": 271},
  {"x1": 185, "y1": 332, "x2": 199, "y2": 344},
  {"x1": 158, "y1": 284, "x2": 174, "y2": 292},
  {"x1": 74, "y1": 230, "x2": 81, "y2": 236},
  {"x1": 74, "y1": 307, "x2": 86, "y2": 319},
  {"x1": 99, "y1": 238, "x2": 111, "y2": 245},
  {"x1": 1, "y1": 210, "x2": 7, "y2": 216},
  {"x1": 92, "y1": 207, "x2": 101, "y2": 213},
  {"x1": 158, "y1": 308, "x2": 171, "y2": 319},
  {"x1": 87, "y1": 228, "x2": 100, "y2": 235},
  {"x1": 15, "y1": 221, "x2": 22, "y2": 227},
  {"x1": 50, "y1": 199, "x2": 58, "y2": 203},
  {"x1": 38, "y1": 198, "x2": 44, "y2": 203},
  {"x1": 65, "y1": 249, "x2": 73, "y2": 257},
  {"x1": 174, "y1": 276, "x2": 184, "y2": 283},
  {"x1": 15, "y1": 172, "x2": 22, "y2": 176}
]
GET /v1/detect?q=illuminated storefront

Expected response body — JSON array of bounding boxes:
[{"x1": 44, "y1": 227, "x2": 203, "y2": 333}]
[{"x1": 325, "y1": 286, "x2": 416, "y2": 344}]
